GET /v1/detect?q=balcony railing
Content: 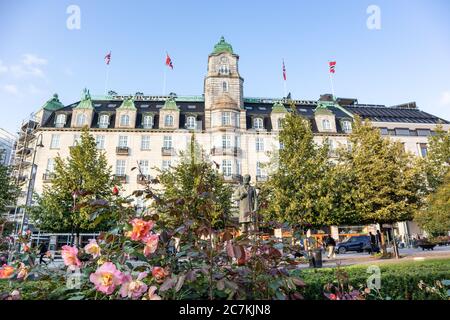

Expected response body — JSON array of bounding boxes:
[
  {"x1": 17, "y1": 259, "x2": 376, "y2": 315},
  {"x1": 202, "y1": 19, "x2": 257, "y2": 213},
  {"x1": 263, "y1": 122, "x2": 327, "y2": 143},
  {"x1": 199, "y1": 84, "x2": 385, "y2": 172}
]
[
  {"x1": 210, "y1": 147, "x2": 242, "y2": 156},
  {"x1": 161, "y1": 147, "x2": 175, "y2": 156},
  {"x1": 223, "y1": 174, "x2": 243, "y2": 183},
  {"x1": 116, "y1": 146, "x2": 130, "y2": 155},
  {"x1": 137, "y1": 174, "x2": 152, "y2": 185},
  {"x1": 113, "y1": 174, "x2": 127, "y2": 183},
  {"x1": 42, "y1": 173, "x2": 55, "y2": 183}
]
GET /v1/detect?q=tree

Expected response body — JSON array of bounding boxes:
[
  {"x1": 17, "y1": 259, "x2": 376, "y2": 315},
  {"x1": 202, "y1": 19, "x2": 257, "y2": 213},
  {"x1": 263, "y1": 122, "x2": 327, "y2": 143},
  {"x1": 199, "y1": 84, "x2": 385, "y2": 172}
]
[
  {"x1": 260, "y1": 107, "x2": 356, "y2": 233},
  {"x1": 0, "y1": 151, "x2": 20, "y2": 214},
  {"x1": 29, "y1": 127, "x2": 118, "y2": 243},
  {"x1": 151, "y1": 134, "x2": 233, "y2": 230},
  {"x1": 338, "y1": 117, "x2": 423, "y2": 257}
]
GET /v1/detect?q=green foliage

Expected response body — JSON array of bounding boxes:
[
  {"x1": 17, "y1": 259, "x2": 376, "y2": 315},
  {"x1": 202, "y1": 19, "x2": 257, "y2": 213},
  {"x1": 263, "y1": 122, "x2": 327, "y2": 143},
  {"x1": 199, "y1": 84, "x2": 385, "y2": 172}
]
[
  {"x1": 0, "y1": 151, "x2": 20, "y2": 213},
  {"x1": 337, "y1": 117, "x2": 423, "y2": 225},
  {"x1": 29, "y1": 127, "x2": 117, "y2": 233},
  {"x1": 296, "y1": 259, "x2": 450, "y2": 300},
  {"x1": 152, "y1": 134, "x2": 233, "y2": 230}
]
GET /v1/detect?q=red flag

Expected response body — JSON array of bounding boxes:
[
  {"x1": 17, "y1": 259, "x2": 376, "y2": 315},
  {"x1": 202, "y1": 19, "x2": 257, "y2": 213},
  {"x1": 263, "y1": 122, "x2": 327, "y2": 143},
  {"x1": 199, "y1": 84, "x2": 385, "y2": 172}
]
[
  {"x1": 282, "y1": 59, "x2": 287, "y2": 81},
  {"x1": 329, "y1": 61, "x2": 336, "y2": 74},
  {"x1": 104, "y1": 51, "x2": 111, "y2": 65},
  {"x1": 165, "y1": 53, "x2": 173, "y2": 69}
]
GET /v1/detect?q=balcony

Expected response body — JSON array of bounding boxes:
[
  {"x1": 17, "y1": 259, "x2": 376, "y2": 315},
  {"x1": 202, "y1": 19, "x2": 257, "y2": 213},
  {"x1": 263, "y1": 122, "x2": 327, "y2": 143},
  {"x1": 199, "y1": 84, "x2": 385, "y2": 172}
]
[
  {"x1": 42, "y1": 173, "x2": 55, "y2": 183},
  {"x1": 116, "y1": 146, "x2": 130, "y2": 155},
  {"x1": 223, "y1": 174, "x2": 243, "y2": 183},
  {"x1": 137, "y1": 174, "x2": 152, "y2": 185},
  {"x1": 210, "y1": 147, "x2": 242, "y2": 157},
  {"x1": 161, "y1": 147, "x2": 175, "y2": 156},
  {"x1": 113, "y1": 174, "x2": 127, "y2": 184},
  {"x1": 256, "y1": 175, "x2": 268, "y2": 182}
]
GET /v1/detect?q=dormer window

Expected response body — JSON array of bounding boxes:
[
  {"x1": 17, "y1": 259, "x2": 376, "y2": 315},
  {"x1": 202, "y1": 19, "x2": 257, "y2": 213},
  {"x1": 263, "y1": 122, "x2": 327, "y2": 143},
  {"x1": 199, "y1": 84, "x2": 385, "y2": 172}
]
[
  {"x1": 222, "y1": 81, "x2": 228, "y2": 92},
  {"x1": 76, "y1": 114, "x2": 86, "y2": 126},
  {"x1": 120, "y1": 114, "x2": 130, "y2": 126},
  {"x1": 342, "y1": 120, "x2": 352, "y2": 133},
  {"x1": 55, "y1": 114, "x2": 66, "y2": 128},
  {"x1": 253, "y1": 117, "x2": 264, "y2": 130},
  {"x1": 143, "y1": 115, "x2": 153, "y2": 129},
  {"x1": 322, "y1": 119, "x2": 331, "y2": 130},
  {"x1": 186, "y1": 116, "x2": 196, "y2": 129},
  {"x1": 99, "y1": 114, "x2": 109, "y2": 128},
  {"x1": 164, "y1": 114, "x2": 174, "y2": 127}
]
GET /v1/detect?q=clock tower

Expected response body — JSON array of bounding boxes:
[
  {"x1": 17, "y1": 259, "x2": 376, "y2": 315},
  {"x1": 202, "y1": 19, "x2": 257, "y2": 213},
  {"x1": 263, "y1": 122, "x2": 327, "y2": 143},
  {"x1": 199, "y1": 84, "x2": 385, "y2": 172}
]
[{"x1": 204, "y1": 37, "x2": 245, "y2": 129}]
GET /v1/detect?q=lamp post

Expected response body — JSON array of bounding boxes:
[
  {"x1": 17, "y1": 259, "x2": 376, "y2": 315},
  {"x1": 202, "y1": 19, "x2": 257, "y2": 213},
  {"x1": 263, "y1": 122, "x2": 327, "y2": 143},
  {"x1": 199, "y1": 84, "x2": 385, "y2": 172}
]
[{"x1": 18, "y1": 132, "x2": 44, "y2": 236}]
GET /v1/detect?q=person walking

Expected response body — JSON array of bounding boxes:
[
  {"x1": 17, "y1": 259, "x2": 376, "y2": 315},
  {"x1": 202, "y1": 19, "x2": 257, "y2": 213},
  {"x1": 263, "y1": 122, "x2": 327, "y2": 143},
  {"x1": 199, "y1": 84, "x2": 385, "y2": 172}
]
[
  {"x1": 39, "y1": 242, "x2": 48, "y2": 265},
  {"x1": 369, "y1": 232, "x2": 377, "y2": 254},
  {"x1": 325, "y1": 235, "x2": 336, "y2": 259},
  {"x1": 376, "y1": 230, "x2": 382, "y2": 246}
]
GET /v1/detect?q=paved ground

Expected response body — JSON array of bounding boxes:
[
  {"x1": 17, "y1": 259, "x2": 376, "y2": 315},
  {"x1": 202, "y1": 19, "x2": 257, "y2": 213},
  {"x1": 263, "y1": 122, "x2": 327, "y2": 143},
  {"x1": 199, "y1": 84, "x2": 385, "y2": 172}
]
[{"x1": 301, "y1": 245, "x2": 450, "y2": 269}]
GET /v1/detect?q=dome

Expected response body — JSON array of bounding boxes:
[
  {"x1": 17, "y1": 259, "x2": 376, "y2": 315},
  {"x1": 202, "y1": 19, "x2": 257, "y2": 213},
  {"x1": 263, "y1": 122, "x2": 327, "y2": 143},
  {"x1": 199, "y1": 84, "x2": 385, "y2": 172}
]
[{"x1": 212, "y1": 36, "x2": 234, "y2": 55}]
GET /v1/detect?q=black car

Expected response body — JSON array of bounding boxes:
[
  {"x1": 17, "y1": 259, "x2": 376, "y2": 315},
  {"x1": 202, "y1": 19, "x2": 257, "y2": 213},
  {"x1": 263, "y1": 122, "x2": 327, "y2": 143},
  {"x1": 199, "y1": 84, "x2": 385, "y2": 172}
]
[{"x1": 335, "y1": 235, "x2": 380, "y2": 254}]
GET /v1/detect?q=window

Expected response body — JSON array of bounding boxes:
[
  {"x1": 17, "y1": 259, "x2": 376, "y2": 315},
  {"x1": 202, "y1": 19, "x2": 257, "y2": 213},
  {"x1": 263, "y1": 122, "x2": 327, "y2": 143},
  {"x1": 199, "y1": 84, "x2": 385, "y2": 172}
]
[
  {"x1": 253, "y1": 118, "x2": 264, "y2": 130},
  {"x1": 256, "y1": 161, "x2": 266, "y2": 178},
  {"x1": 76, "y1": 114, "x2": 86, "y2": 126},
  {"x1": 186, "y1": 116, "x2": 196, "y2": 129},
  {"x1": 277, "y1": 118, "x2": 283, "y2": 129},
  {"x1": 219, "y1": 65, "x2": 229, "y2": 75},
  {"x1": 221, "y1": 112, "x2": 231, "y2": 126},
  {"x1": 222, "y1": 81, "x2": 228, "y2": 92},
  {"x1": 342, "y1": 120, "x2": 352, "y2": 133},
  {"x1": 73, "y1": 134, "x2": 81, "y2": 146},
  {"x1": 322, "y1": 119, "x2": 331, "y2": 130},
  {"x1": 99, "y1": 114, "x2": 109, "y2": 128},
  {"x1": 46, "y1": 158, "x2": 55, "y2": 173},
  {"x1": 222, "y1": 160, "x2": 232, "y2": 176},
  {"x1": 120, "y1": 114, "x2": 130, "y2": 126},
  {"x1": 162, "y1": 160, "x2": 171, "y2": 170},
  {"x1": 236, "y1": 160, "x2": 241, "y2": 175},
  {"x1": 235, "y1": 113, "x2": 240, "y2": 127},
  {"x1": 96, "y1": 135, "x2": 105, "y2": 149},
  {"x1": 222, "y1": 135, "x2": 231, "y2": 149},
  {"x1": 55, "y1": 114, "x2": 66, "y2": 127},
  {"x1": 419, "y1": 143, "x2": 428, "y2": 158},
  {"x1": 143, "y1": 115, "x2": 153, "y2": 129},
  {"x1": 116, "y1": 160, "x2": 126, "y2": 176},
  {"x1": 395, "y1": 128, "x2": 410, "y2": 136},
  {"x1": 118, "y1": 135, "x2": 128, "y2": 148},
  {"x1": 50, "y1": 134, "x2": 60, "y2": 149},
  {"x1": 417, "y1": 129, "x2": 431, "y2": 137},
  {"x1": 256, "y1": 137, "x2": 264, "y2": 152},
  {"x1": 379, "y1": 128, "x2": 389, "y2": 135},
  {"x1": 141, "y1": 136, "x2": 150, "y2": 150},
  {"x1": 164, "y1": 114, "x2": 174, "y2": 127},
  {"x1": 139, "y1": 160, "x2": 149, "y2": 175},
  {"x1": 163, "y1": 136, "x2": 172, "y2": 149},
  {"x1": 234, "y1": 135, "x2": 240, "y2": 148}
]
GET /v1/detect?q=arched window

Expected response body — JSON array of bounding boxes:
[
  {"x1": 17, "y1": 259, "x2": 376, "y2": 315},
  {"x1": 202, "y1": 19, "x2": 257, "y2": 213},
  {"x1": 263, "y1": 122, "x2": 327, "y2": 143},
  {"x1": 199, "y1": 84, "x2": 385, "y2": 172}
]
[
  {"x1": 164, "y1": 114, "x2": 174, "y2": 127},
  {"x1": 219, "y1": 65, "x2": 229, "y2": 75},
  {"x1": 76, "y1": 113, "x2": 86, "y2": 126},
  {"x1": 99, "y1": 114, "x2": 109, "y2": 128},
  {"x1": 120, "y1": 114, "x2": 130, "y2": 126},
  {"x1": 322, "y1": 119, "x2": 331, "y2": 130},
  {"x1": 186, "y1": 116, "x2": 196, "y2": 129},
  {"x1": 222, "y1": 81, "x2": 228, "y2": 92},
  {"x1": 55, "y1": 114, "x2": 66, "y2": 127},
  {"x1": 143, "y1": 115, "x2": 153, "y2": 129},
  {"x1": 253, "y1": 117, "x2": 264, "y2": 130}
]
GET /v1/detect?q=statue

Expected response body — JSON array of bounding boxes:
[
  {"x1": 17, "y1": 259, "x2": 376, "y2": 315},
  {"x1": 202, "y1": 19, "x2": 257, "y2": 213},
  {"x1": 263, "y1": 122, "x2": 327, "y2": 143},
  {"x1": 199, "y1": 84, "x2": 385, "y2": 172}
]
[{"x1": 234, "y1": 174, "x2": 258, "y2": 234}]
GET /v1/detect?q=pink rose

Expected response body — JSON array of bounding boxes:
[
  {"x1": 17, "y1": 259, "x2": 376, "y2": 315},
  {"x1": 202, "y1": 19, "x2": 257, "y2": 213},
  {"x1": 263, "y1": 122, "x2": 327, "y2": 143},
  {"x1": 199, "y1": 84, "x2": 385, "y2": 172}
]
[
  {"x1": 120, "y1": 272, "x2": 148, "y2": 299},
  {"x1": 143, "y1": 234, "x2": 159, "y2": 257},
  {"x1": 89, "y1": 262, "x2": 124, "y2": 295},
  {"x1": 61, "y1": 245, "x2": 81, "y2": 269}
]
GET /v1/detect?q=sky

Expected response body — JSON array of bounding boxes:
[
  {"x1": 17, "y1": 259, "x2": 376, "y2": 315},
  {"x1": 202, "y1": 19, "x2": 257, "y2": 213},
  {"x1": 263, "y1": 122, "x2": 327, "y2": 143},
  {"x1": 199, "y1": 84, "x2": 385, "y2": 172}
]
[{"x1": 0, "y1": 0, "x2": 449, "y2": 134}]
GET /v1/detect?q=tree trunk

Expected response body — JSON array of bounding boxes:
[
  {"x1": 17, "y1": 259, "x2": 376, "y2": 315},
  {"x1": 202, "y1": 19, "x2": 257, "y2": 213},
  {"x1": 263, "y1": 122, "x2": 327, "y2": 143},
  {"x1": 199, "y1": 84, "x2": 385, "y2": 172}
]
[{"x1": 380, "y1": 227, "x2": 388, "y2": 255}]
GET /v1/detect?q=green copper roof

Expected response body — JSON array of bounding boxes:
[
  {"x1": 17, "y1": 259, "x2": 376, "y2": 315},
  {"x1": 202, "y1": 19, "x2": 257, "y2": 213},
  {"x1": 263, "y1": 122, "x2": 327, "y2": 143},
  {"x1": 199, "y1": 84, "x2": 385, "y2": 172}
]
[
  {"x1": 271, "y1": 101, "x2": 288, "y2": 113},
  {"x1": 74, "y1": 88, "x2": 94, "y2": 110},
  {"x1": 162, "y1": 97, "x2": 180, "y2": 111},
  {"x1": 42, "y1": 93, "x2": 64, "y2": 111},
  {"x1": 212, "y1": 36, "x2": 233, "y2": 54},
  {"x1": 117, "y1": 97, "x2": 136, "y2": 110},
  {"x1": 314, "y1": 100, "x2": 336, "y2": 115}
]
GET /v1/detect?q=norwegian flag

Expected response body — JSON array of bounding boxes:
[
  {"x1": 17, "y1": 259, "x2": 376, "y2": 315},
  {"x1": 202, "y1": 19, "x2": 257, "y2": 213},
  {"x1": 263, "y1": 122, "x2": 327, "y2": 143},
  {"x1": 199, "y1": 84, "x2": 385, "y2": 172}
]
[
  {"x1": 165, "y1": 53, "x2": 173, "y2": 69},
  {"x1": 329, "y1": 61, "x2": 336, "y2": 74},
  {"x1": 104, "y1": 51, "x2": 111, "y2": 65},
  {"x1": 282, "y1": 59, "x2": 287, "y2": 81}
]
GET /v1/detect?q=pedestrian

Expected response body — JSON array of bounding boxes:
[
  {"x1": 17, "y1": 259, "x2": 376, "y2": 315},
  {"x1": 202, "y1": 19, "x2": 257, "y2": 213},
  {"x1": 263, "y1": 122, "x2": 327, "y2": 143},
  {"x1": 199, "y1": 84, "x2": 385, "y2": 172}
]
[
  {"x1": 325, "y1": 235, "x2": 336, "y2": 259},
  {"x1": 39, "y1": 242, "x2": 48, "y2": 265},
  {"x1": 369, "y1": 232, "x2": 377, "y2": 254},
  {"x1": 376, "y1": 230, "x2": 382, "y2": 246}
]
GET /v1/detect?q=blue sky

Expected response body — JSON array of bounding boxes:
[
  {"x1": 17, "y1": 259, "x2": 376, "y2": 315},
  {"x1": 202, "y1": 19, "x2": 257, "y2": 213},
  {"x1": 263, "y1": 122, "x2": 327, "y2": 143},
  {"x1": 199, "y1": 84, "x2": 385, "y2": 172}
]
[{"x1": 0, "y1": 0, "x2": 449, "y2": 133}]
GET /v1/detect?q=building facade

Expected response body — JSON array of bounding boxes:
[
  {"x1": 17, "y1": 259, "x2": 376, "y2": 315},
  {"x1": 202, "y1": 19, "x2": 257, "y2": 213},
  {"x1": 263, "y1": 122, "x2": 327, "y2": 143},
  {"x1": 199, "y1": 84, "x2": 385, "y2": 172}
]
[
  {"x1": 11, "y1": 37, "x2": 450, "y2": 242},
  {"x1": 0, "y1": 128, "x2": 16, "y2": 166}
]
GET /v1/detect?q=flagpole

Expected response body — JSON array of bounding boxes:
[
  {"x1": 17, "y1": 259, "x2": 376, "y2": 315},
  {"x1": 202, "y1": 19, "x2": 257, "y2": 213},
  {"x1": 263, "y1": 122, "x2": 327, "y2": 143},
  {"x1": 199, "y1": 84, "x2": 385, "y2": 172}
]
[
  {"x1": 329, "y1": 72, "x2": 335, "y2": 99},
  {"x1": 163, "y1": 65, "x2": 167, "y2": 96},
  {"x1": 283, "y1": 79, "x2": 287, "y2": 99},
  {"x1": 104, "y1": 64, "x2": 110, "y2": 95}
]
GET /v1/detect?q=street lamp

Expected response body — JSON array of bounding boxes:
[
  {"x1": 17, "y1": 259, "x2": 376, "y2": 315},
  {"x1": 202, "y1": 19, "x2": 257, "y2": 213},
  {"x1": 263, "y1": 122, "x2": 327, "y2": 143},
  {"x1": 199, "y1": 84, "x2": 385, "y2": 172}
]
[{"x1": 18, "y1": 132, "x2": 44, "y2": 236}]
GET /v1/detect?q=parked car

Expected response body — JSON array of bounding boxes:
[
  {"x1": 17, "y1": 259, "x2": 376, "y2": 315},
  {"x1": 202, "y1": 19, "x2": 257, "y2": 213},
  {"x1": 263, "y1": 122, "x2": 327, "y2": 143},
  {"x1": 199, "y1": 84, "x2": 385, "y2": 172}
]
[{"x1": 335, "y1": 235, "x2": 380, "y2": 254}]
